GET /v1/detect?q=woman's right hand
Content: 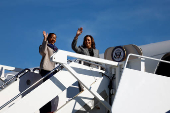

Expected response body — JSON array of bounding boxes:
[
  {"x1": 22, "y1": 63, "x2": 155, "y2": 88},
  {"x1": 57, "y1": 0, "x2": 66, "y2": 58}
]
[
  {"x1": 43, "y1": 31, "x2": 48, "y2": 41},
  {"x1": 75, "y1": 27, "x2": 83, "y2": 40},
  {"x1": 76, "y1": 27, "x2": 83, "y2": 36}
]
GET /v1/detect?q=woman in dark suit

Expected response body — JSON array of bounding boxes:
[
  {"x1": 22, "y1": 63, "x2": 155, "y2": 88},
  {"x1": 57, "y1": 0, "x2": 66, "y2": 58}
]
[
  {"x1": 72, "y1": 27, "x2": 100, "y2": 91},
  {"x1": 72, "y1": 27, "x2": 99, "y2": 58}
]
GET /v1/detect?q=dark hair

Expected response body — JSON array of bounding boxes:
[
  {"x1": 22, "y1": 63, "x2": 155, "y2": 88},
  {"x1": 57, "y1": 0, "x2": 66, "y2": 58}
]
[
  {"x1": 47, "y1": 33, "x2": 57, "y2": 40},
  {"x1": 83, "y1": 35, "x2": 96, "y2": 49}
]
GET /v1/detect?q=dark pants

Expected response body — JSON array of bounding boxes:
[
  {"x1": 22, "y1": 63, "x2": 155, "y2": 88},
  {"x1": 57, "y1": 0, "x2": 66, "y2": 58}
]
[
  {"x1": 40, "y1": 69, "x2": 56, "y2": 82},
  {"x1": 40, "y1": 69, "x2": 59, "y2": 113}
]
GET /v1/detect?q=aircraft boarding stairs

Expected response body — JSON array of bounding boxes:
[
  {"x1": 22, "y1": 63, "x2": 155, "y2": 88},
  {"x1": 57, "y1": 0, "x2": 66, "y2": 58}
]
[
  {"x1": 1, "y1": 48, "x2": 170, "y2": 113},
  {"x1": 0, "y1": 50, "x2": 118, "y2": 113}
]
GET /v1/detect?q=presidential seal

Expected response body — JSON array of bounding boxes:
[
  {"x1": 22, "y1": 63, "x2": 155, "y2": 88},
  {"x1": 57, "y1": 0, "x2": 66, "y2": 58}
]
[{"x1": 112, "y1": 46, "x2": 126, "y2": 62}]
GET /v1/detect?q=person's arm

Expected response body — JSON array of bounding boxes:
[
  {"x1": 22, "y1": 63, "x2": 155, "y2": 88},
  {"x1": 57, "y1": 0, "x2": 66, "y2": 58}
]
[
  {"x1": 39, "y1": 31, "x2": 48, "y2": 56},
  {"x1": 71, "y1": 27, "x2": 83, "y2": 53}
]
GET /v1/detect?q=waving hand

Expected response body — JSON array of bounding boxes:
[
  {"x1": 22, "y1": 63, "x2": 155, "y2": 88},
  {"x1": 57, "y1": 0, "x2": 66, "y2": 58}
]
[{"x1": 43, "y1": 31, "x2": 48, "y2": 41}]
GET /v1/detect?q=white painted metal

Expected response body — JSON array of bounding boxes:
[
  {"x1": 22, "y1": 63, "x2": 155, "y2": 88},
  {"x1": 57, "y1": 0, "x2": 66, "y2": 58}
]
[
  {"x1": 0, "y1": 65, "x2": 22, "y2": 81},
  {"x1": 2, "y1": 69, "x2": 74, "y2": 113},
  {"x1": 0, "y1": 81, "x2": 21, "y2": 113},
  {"x1": 56, "y1": 76, "x2": 109, "y2": 113},
  {"x1": 51, "y1": 50, "x2": 118, "y2": 66},
  {"x1": 112, "y1": 68, "x2": 170, "y2": 113},
  {"x1": 51, "y1": 50, "x2": 119, "y2": 112},
  {"x1": 125, "y1": 54, "x2": 170, "y2": 68},
  {"x1": 62, "y1": 64, "x2": 111, "y2": 112},
  {"x1": 57, "y1": 62, "x2": 106, "y2": 110},
  {"x1": 139, "y1": 40, "x2": 170, "y2": 57},
  {"x1": 139, "y1": 40, "x2": 170, "y2": 73},
  {"x1": 2, "y1": 62, "x2": 105, "y2": 113},
  {"x1": 141, "y1": 58, "x2": 145, "y2": 72},
  {"x1": 112, "y1": 54, "x2": 170, "y2": 113},
  {"x1": 2, "y1": 40, "x2": 170, "y2": 113},
  {"x1": 0, "y1": 72, "x2": 42, "y2": 113}
]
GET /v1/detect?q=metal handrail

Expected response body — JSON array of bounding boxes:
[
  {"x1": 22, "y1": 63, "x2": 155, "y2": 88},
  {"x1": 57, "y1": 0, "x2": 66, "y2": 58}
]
[
  {"x1": 67, "y1": 59, "x2": 73, "y2": 63},
  {"x1": 74, "y1": 59, "x2": 106, "y2": 71},
  {"x1": 62, "y1": 64, "x2": 112, "y2": 111},
  {"x1": 0, "y1": 68, "x2": 31, "y2": 89},
  {"x1": 124, "y1": 54, "x2": 170, "y2": 69},
  {"x1": 32, "y1": 68, "x2": 40, "y2": 73},
  {"x1": 0, "y1": 58, "x2": 105, "y2": 111},
  {"x1": 50, "y1": 50, "x2": 120, "y2": 112},
  {"x1": 0, "y1": 64, "x2": 63, "y2": 110}
]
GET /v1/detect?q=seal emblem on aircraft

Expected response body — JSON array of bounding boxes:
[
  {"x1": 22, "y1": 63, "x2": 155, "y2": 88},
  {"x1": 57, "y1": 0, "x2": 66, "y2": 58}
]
[{"x1": 112, "y1": 46, "x2": 126, "y2": 62}]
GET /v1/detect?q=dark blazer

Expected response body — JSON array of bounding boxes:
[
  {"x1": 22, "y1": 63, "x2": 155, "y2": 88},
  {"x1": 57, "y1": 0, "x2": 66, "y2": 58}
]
[{"x1": 72, "y1": 39, "x2": 100, "y2": 58}]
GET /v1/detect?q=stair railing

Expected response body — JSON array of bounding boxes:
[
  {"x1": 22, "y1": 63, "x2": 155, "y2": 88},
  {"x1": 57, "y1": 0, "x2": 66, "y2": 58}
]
[
  {"x1": 51, "y1": 49, "x2": 118, "y2": 112},
  {"x1": 0, "y1": 68, "x2": 31, "y2": 89},
  {"x1": 0, "y1": 63, "x2": 64, "y2": 110}
]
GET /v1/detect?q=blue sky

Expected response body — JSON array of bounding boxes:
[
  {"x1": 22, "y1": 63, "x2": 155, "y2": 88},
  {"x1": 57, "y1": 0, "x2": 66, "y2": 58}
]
[{"x1": 0, "y1": 0, "x2": 170, "y2": 69}]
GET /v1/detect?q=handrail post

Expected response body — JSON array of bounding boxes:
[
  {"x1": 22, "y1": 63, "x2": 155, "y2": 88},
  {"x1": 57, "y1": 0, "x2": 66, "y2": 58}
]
[
  {"x1": 62, "y1": 63, "x2": 112, "y2": 112},
  {"x1": 51, "y1": 50, "x2": 118, "y2": 67},
  {"x1": 50, "y1": 50, "x2": 119, "y2": 112}
]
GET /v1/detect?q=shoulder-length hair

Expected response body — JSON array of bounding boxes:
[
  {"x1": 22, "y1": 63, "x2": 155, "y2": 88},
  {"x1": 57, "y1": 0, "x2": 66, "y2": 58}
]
[{"x1": 83, "y1": 35, "x2": 96, "y2": 49}]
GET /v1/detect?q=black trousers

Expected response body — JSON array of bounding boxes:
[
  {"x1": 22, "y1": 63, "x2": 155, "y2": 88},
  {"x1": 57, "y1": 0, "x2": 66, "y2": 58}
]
[{"x1": 40, "y1": 69, "x2": 59, "y2": 113}]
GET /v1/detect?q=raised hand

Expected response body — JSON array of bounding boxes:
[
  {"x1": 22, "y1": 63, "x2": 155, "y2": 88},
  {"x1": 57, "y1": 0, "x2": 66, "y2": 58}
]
[
  {"x1": 74, "y1": 27, "x2": 83, "y2": 40},
  {"x1": 76, "y1": 27, "x2": 83, "y2": 36},
  {"x1": 43, "y1": 31, "x2": 48, "y2": 41}
]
